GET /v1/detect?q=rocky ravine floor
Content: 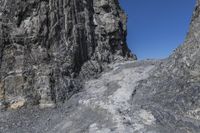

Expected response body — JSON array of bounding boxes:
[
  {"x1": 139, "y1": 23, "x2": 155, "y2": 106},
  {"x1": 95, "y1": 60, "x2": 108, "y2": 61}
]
[
  {"x1": 0, "y1": 60, "x2": 199, "y2": 133},
  {"x1": 0, "y1": 60, "x2": 158, "y2": 133}
]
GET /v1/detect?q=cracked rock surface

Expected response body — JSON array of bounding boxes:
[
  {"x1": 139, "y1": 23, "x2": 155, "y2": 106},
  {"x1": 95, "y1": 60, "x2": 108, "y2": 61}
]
[
  {"x1": 0, "y1": 60, "x2": 158, "y2": 133},
  {"x1": 0, "y1": 0, "x2": 135, "y2": 108},
  {"x1": 0, "y1": 0, "x2": 200, "y2": 133},
  {"x1": 0, "y1": 59, "x2": 199, "y2": 133}
]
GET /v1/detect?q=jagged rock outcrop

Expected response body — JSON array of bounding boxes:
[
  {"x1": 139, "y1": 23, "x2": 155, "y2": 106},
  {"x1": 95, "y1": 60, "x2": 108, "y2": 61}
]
[
  {"x1": 0, "y1": 0, "x2": 135, "y2": 108},
  {"x1": 1, "y1": 0, "x2": 200, "y2": 133},
  {"x1": 126, "y1": 0, "x2": 200, "y2": 132}
]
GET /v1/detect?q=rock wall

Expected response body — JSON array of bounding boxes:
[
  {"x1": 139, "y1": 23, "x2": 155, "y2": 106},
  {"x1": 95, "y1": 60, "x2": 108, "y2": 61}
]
[
  {"x1": 165, "y1": 0, "x2": 200, "y2": 76},
  {"x1": 0, "y1": 0, "x2": 135, "y2": 108},
  {"x1": 129, "y1": 1, "x2": 200, "y2": 132}
]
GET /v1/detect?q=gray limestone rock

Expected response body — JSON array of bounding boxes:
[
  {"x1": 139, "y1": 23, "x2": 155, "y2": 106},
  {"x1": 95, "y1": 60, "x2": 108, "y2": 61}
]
[
  {"x1": 0, "y1": 0, "x2": 135, "y2": 108},
  {"x1": 128, "y1": 0, "x2": 200, "y2": 132},
  {"x1": 0, "y1": 0, "x2": 200, "y2": 133}
]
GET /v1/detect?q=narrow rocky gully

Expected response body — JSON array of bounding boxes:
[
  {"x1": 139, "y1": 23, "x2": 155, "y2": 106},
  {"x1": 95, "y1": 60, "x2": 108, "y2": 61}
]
[
  {"x1": 1, "y1": 0, "x2": 200, "y2": 132},
  {"x1": 0, "y1": 60, "x2": 160, "y2": 133}
]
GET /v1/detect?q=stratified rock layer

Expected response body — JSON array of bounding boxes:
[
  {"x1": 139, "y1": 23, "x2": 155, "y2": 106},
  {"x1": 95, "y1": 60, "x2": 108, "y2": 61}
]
[{"x1": 0, "y1": 0, "x2": 135, "y2": 108}]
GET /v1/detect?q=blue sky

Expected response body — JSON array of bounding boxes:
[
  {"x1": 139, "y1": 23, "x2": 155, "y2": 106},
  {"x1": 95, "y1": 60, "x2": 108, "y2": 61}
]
[{"x1": 119, "y1": 0, "x2": 196, "y2": 59}]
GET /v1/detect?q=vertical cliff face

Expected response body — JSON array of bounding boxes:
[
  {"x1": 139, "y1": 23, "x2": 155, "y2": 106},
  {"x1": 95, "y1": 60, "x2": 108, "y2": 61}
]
[
  {"x1": 1, "y1": 1, "x2": 200, "y2": 133},
  {"x1": 0, "y1": 0, "x2": 135, "y2": 108}
]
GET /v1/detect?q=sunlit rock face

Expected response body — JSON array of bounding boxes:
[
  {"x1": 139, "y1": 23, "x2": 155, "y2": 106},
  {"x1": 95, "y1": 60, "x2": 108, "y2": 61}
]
[
  {"x1": 130, "y1": 1, "x2": 200, "y2": 132},
  {"x1": 0, "y1": 0, "x2": 135, "y2": 108},
  {"x1": 0, "y1": 0, "x2": 200, "y2": 133},
  {"x1": 166, "y1": 0, "x2": 200, "y2": 75}
]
